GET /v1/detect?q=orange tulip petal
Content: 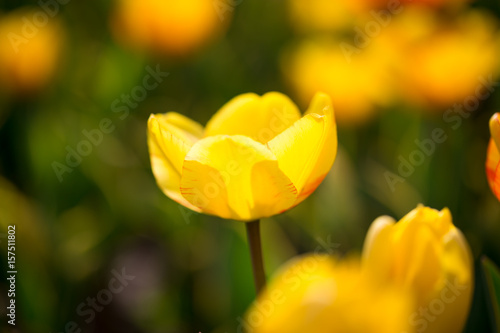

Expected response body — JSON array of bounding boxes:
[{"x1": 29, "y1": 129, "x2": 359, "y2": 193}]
[{"x1": 486, "y1": 138, "x2": 500, "y2": 201}]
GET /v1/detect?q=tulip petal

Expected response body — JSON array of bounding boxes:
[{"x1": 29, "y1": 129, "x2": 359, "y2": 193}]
[
  {"x1": 441, "y1": 228, "x2": 474, "y2": 320},
  {"x1": 267, "y1": 92, "x2": 337, "y2": 201},
  {"x1": 362, "y1": 215, "x2": 397, "y2": 283},
  {"x1": 147, "y1": 113, "x2": 203, "y2": 211},
  {"x1": 180, "y1": 135, "x2": 297, "y2": 221},
  {"x1": 204, "y1": 92, "x2": 301, "y2": 144},
  {"x1": 487, "y1": 112, "x2": 500, "y2": 201},
  {"x1": 443, "y1": 228, "x2": 473, "y2": 285},
  {"x1": 426, "y1": 227, "x2": 473, "y2": 333},
  {"x1": 398, "y1": 224, "x2": 441, "y2": 297},
  {"x1": 154, "y1": 112, "x2": 204, "y2": 143},
  {"x1": 490, "y1": 113, "x2": 500, "y2": 153},
  {"x1": 486, "y1": 139, "x2": 500, "y2": 200}
]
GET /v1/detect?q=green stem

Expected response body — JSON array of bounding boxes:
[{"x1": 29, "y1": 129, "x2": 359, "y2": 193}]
[{"x1": 246, "y1": 219, "x2": 266, "y2": 294}]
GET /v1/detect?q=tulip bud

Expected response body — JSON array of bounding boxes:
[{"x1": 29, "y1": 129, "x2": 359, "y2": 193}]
[{"x1": 362, "y1": 205, "x2": 473, "y2": 333}]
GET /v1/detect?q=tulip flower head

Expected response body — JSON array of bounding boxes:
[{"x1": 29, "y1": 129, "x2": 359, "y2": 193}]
[
  {"x1": 394, "y1": 10, "x2": 500, "y2": 108},
  {"x1": 287, "y1": 0, "x2": 367, "y2": 33},
  {"x1": 243, "y1": 254, "x2": 413, "y2": 333},
  {"x1": 487, "y1": 112, "x2": 500, "y2": 201},
  {"x1": 282, "y1": 39, "x2": 393, "y2": 125},
  {"x1": 147, "y1": 92, "x2": 337, "y2": 221},
  {"x1": 362, "y1": 0, "x2": 470, "y2": 9},
  {"x1": 110, "y1": 0, "x2": 231, "y2": 57},
  {"x1": 362, "y1": 205, "x2": 473, "y2": 333},
  {"x1": 0, "y1": 8, "x2": 63, "y2": 95}
]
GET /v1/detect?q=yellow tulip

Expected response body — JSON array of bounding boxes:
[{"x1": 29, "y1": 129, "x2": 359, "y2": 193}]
[
  {"x1": 362, "y1": 205, "x2": 473, "y2": 333},
  {"x1": 287, "y1": 0, "x2": 367, "y2": 33},
  {"x1": 394, "y1": 9, "x2": 500, "y2": 108},
  {"x1": 0, "y1": 8, "x2": 63, "y2": 95},
  {"x1": 147, "y1": 92, "x2": 337, "y2": 221},
  {"x1": 243, "y1": 254, "x2": 413, "y2": 333},
  {"x1": 360, "y1": 0, "x2": 470, "y2": 9},
  {"x1": 282, "y1": 39, "x2": 394, "y2": 125},
  {"x1": 486, "y1": 113, "x2": 500, "y2": 201},
  {"x1": 110, "y1": 0, "x2": 231, "y2": 57}
]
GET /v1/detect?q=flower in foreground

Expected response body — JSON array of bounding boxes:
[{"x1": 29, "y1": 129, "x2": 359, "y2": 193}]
[
  {"x1": 243, "y1": 205, "x2": 473, "y2": 332},
  {"x1": 148, "y1": 92, "x2": 337, "y2": 221},
  {"x1": 487, "y1": 112, "x2": 500, "y2": 201},
  {"x1": 243, "y1": 255, "x2": 413, "y2": 333},
  {"x1": 363, "y1": 205, "x2": 473, "y2": 333}
]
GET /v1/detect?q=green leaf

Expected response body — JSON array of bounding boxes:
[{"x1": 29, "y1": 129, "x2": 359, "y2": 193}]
[{"x1": 482, "y1": 256, "x2": 500, "y2": 333}]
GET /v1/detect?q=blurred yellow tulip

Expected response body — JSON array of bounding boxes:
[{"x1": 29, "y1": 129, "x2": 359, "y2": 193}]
[
  {"x1": 0, "y1": 7, "x2": 63, "y2": 95},
  {"x1": 147, "y1": 92, "x2": 337, "y2": 221},
  {"x1": 394, "y1": 9, "x2": 500, "y2": 108},
  {"x1": 362, "y1": 205, "x2": 473, "y2": 333},
  {"x1": 110, "y1": 0, "x2": 232, "y2": 57},
  {"x1": 243, "y1": 254, "x2": 413, "y2": 333},
  {"x1": 282, "y1": 39, "x2": 394, "y2": 125},
  {"x1": 486, "y1": 113, "x2": 500, "y2": 201},
  {"x1": 287, "y1": 0, "x2": 470, "y2": 37},
  {"x1": 361, "y1": 0, "x2": 470, "y2": 9},
  {"x1": 287, "y1": 0, "x2": 367, "y2": 33}
]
